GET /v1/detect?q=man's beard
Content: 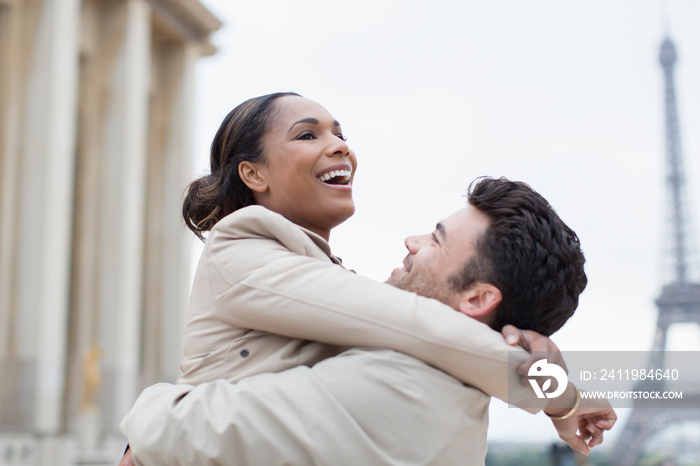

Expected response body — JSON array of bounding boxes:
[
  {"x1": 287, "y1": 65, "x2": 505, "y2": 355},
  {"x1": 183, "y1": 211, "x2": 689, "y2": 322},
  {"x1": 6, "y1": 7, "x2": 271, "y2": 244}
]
[{"x1": 387, "y1": 268, "x2": 455, "y2": 308}]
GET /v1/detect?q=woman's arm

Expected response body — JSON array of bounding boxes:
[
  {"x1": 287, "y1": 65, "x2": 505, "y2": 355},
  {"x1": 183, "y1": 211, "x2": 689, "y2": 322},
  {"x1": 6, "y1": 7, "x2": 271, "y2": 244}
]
[{"x1": 203, "y1": 207, "x2": 545, "y2": 411}]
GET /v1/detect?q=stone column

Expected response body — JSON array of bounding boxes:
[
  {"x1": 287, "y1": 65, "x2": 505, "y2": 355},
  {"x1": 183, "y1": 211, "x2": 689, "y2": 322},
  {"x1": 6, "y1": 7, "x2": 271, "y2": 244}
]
[
  {"x1": 142, "y1": 40, "x2": 198, "y2": 386},
  {"x1": 12, "y1": 0, "x2": 81, "y2": 438},
  {"x1": 0, "y1": 0, "x2": 37, "y2": 435},
  {"x1": 65, "y1": 0, "x2": 110, "y2": 450},
  {"x1": 0, "y1": 0, "x2": 23, "y2": 362},
  {"x1": 158, "y1": 43, "x2": 198, "y2": 381},
  {"x1": 96, "y1": 0, "x2": 152, "y2": 428}
]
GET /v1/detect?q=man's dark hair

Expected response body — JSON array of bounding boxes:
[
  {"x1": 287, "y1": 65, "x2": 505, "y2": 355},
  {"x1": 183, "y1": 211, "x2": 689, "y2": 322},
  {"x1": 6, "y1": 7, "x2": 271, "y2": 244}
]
[{"x1": 449, "y1": 177, "x2": 587, "y2": 336}]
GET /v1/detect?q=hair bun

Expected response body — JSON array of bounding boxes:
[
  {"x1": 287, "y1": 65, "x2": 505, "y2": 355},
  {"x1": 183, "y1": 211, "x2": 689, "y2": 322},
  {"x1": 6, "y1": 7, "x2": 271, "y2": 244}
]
[{"x1": 183, "y1": 92, "x2": 300, "y2": 241}]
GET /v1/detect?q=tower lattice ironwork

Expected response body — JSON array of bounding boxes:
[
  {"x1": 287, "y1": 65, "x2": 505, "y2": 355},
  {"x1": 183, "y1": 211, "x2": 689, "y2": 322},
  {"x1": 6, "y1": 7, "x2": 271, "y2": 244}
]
[{"x1": 611, "y1": 36, "x2": 700, "y2": 466}]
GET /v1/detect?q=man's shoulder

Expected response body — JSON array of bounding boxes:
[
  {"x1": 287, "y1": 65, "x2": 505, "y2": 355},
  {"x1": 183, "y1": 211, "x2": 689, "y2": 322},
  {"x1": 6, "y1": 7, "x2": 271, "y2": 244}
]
[
  {"x1": 320, "y1": 348, "x2": 484, "y2": 393},
  {"x1": 332, "y1": 347, "x2": 432, "y2": 366},
  {"x1": 310, "y1": 348, "x2": 490, "y2": 465}
]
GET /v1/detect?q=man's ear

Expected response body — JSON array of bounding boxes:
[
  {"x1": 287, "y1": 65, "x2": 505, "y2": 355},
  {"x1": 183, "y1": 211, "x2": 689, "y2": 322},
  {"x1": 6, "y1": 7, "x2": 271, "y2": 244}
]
[
  {"x1": 238, "y1": 161, "x2": 268, "y2": 193},
  {"x1": 458, "y1": 282, "x2": 502, "y2": 323}
]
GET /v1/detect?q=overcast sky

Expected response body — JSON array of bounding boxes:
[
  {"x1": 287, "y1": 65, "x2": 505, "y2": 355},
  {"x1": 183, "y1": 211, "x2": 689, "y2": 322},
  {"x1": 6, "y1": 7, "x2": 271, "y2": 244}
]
[{"x1": 193, "y1": 0, "x2": 700, "y2": 448}]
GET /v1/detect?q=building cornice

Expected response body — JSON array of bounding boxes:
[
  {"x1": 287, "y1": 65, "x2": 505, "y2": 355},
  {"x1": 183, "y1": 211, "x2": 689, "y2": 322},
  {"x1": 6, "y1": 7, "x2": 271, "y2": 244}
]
[{"x1": 148, "y1": 0, "x2": 222, "y2": 55}]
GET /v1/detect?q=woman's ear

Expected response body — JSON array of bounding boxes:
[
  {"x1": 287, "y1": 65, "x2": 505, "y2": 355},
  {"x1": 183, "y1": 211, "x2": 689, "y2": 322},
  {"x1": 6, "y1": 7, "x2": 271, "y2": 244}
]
[
  {"x1": 458, "y1": 282, "x2": 502, "y2": 325},
  {"x1": 238, "y1": 161, "x2": 268, "y2": 193}
]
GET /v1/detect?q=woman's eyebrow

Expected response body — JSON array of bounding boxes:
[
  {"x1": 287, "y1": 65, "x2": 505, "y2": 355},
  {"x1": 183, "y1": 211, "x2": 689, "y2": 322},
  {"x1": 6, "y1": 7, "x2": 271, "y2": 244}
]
[
  {"x1": 288, "y1": 118, "x2": 319, "y2": 132},
  {"x1": 288, "y1": 118, "x2": 342, "y2": 132}
]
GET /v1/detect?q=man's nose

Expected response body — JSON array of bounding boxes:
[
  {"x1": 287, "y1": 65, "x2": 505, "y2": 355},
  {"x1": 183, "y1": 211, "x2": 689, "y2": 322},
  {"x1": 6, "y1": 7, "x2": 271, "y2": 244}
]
[{"x1": 404, "y1": 234, "x2": 428, "y2": 253}]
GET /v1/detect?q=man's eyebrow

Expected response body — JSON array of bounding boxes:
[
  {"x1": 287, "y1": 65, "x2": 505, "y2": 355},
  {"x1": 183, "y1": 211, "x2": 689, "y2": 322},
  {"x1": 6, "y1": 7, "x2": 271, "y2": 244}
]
[
  {"x1": 435, "y1": 222, "x2": 447, "y2": 241},
  {"x1": 288, "y1": 118, "x2": 342, "y2": 132}
]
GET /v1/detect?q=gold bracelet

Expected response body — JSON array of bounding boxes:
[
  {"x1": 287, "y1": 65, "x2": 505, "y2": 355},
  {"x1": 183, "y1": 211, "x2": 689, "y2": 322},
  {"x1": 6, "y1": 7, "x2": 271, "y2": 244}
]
[{"x1": 546, "y1": 385, "x2": 581, "y2": 421}]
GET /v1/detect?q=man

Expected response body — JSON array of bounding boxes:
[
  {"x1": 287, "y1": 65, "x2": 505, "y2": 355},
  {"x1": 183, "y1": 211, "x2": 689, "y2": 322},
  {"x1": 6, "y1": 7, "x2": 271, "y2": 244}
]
[{"x1": 120, "y1": 177, "x2": 615, "y2": 465}]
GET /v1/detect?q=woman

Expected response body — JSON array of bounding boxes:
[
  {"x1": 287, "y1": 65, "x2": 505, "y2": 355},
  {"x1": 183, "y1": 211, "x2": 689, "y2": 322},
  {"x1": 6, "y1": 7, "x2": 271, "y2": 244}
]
[{"x1": 178, "y1": 91, "x2": 542, "y2": 399}]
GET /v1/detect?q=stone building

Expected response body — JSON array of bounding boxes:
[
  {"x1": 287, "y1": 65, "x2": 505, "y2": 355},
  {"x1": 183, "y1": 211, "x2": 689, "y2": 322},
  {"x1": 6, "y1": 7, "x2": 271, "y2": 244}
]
[{"x1": 0, "y1": 0, "x2": 220, "y2": 464}]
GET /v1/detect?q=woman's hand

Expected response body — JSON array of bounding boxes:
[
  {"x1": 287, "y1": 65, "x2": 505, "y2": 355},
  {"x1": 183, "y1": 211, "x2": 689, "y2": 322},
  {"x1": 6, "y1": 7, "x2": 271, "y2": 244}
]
[
  {"x1": 501, "y1": 324, "x2": 568, "y2": 377},
  {"x1": 501, "y1": 327, "x2": 618, "y2": 455},
  {"x1": 548, "y1": 392, "x2": 617, "y2": 455}
]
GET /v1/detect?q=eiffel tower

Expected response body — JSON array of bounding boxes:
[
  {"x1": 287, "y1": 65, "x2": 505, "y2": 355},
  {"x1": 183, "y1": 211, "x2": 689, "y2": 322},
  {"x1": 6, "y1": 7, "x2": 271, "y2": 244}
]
[{"x1": 610, "y1": 36, "x2": 700, "y2": 466}]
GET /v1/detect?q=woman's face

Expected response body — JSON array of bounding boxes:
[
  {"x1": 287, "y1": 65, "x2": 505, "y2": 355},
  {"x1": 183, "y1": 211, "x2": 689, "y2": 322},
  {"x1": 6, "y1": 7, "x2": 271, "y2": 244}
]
[{"x1": 255, "y1": 95, "x2": 358, "y2": 240}]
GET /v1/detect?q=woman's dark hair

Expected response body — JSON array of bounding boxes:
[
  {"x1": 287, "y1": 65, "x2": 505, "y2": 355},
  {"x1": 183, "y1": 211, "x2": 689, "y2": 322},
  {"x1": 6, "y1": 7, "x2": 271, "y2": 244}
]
[
  {"x1": 450, "y1": 177, "x2": 587, "y2": 336},
  {"x1": 182, "y1": 92, "x2": 300, "y2": 240}
]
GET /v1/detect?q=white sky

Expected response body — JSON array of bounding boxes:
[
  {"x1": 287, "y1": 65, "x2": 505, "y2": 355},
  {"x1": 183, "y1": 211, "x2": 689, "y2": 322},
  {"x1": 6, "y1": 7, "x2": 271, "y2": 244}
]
[{"x1": 194, "y1": 0, "x2": 700, "y2": 449}]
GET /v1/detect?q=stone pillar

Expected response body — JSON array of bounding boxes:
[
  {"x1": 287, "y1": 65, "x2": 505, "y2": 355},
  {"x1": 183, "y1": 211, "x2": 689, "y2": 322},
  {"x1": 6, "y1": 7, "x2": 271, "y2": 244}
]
[
  {"x1": 158, "y1": 43, "x2": 198, "y2": 381},
  {"x1": 12, "y1": 0, "x2": 81, "y2": 437},
  {"x1": 65, "y1": 0, "x2": 114, "y2": 440},
  {"x1": 96, "y1": 0, "x2": 152, "y2": 429},
  {"x1": 0, "y1": 0, "x2": 24, "y2": 434},
  {"x1": 0, "y1": 0, "x2": 24, "y2": 362},
  {"x1": 142, "y1": 39, "x2": 198, "y2": 386}
]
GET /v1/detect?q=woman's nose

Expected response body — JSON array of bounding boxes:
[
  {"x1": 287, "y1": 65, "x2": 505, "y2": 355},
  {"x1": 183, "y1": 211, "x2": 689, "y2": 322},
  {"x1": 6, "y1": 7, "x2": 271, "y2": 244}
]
[{"x1": 326, "y1": 135, "x2": 350, "y2": 157}]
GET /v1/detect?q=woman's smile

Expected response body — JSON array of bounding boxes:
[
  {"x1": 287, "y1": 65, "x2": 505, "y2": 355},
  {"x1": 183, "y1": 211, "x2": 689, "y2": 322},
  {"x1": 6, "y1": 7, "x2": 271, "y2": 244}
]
[{"x1": 316, "y1": 163, "x2": 353, "y2": 190}]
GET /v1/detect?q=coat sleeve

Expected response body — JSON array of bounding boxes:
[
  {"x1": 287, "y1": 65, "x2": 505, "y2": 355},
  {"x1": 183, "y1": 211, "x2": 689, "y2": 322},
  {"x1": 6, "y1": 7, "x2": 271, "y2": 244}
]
[
  {"x1": 204, "y1": 207, "x2": 545, "y2": 412},
  {"x1": 121, "y1": 350, "x2": 490, "y2": 466},
  {"x1": 121, "y1": 377, "x2": 359, "y2": 466}
]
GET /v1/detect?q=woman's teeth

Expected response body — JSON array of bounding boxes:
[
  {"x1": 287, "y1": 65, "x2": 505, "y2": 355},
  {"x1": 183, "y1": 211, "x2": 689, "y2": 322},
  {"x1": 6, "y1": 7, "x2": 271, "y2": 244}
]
[{"x1": 317, "y1": 169, "x2": 352, "y2": 184}]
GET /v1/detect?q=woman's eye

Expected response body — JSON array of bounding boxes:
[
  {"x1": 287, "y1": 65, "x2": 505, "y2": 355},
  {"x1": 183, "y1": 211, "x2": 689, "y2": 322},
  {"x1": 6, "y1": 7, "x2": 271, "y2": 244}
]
[
  {"x1": 336, "y1": 133, "x2": 347, "y2": 142},
  {"x1": 431, "y1": 233, "x2": 439, "y2": 244},
  {"x1": 297, "y1": 132, "x2": 315, "y2": 140}
]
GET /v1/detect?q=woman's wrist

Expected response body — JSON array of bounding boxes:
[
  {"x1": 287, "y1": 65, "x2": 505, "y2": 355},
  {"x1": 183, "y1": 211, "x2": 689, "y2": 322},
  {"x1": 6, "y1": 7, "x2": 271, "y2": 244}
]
[{"x1": 543, "y1": 382, "x2": 579, "y2": 418}]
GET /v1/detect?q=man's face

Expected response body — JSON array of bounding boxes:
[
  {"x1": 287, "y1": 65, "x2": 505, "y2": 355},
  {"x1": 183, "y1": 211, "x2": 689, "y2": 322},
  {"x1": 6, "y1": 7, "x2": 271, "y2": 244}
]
[{"x1": 386, "y1": 205, "x2": 491, "y2": 311}]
